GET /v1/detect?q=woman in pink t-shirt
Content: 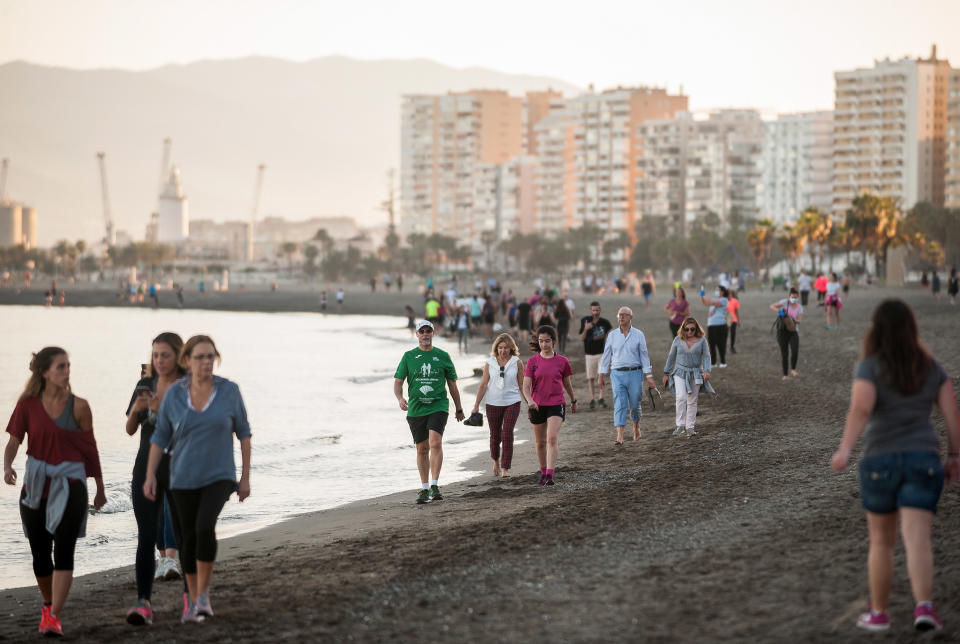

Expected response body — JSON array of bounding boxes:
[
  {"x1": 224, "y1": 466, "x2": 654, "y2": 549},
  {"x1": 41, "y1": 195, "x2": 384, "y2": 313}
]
[{"x1": 522, "y1": 326, "x2": 577, "y2": 486}]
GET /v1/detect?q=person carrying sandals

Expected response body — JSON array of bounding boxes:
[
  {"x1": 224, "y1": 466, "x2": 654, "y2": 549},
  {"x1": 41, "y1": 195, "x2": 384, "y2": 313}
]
[
  {"x1": 597, "y1": 307, "x2": 657, "y2": 446},
  {"x1": 470, "y1": 334, "x2": 525, "y2": 478}
]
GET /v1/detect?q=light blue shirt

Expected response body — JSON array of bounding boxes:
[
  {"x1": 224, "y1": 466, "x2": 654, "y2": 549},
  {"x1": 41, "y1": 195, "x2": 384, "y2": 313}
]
[
  {"x1": 152, "y1": 375, "x2": 252, "y2": 490},
  {"x1": 708, "y1": 297, "x2": 729, "y2": 326},
  {"x1": 598, "y1": 327, "x2": 653, "y2": 375}
]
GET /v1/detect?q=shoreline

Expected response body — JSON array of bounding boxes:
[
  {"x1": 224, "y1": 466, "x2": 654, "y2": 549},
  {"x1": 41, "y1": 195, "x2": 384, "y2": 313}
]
[{"x1": 3, "y1": 286, "x2": 959, "y2": 641}]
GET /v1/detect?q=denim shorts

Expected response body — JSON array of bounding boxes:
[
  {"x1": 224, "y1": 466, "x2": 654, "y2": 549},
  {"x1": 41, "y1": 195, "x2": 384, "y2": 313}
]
[{"x1": 858, "y1": 451, "x2": 944, "y2": 514}]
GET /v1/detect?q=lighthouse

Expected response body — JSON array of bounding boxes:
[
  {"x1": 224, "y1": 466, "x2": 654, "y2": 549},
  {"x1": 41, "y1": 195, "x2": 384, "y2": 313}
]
[{"x1": 157, "y1": 166, "x2": 189, "y2": 243}]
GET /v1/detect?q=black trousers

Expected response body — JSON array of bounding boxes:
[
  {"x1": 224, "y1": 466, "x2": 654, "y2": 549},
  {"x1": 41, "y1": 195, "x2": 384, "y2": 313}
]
[
  {"x1": 131, "y1": 457, "x2": 185, "y2": 600},
  {"x1": 729, "y1": 322, "x2": 738, "y2": 350},
  {"x1": 800, "y1": 290, "x2": 810, "y2": 306},
  {"x1": 777, "y1": 330, "x2": 800, "y2": 375},
  {"x1": 20, "y1": 481, "x2": 87, "y2": 576},
  {"x1": 171, "y1": 480, "x2": 235, "y2": 574},
  {"x1": 669, "y1": 321, "x2": 681, "y2": 337},
  {"x1": 707, "y1": 325, "x2": 728, "y2": 364}
]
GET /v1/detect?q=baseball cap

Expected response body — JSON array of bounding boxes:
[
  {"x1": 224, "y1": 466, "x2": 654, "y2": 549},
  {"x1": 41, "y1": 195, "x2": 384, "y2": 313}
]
[{"x1": 416, "y1": 320, "x2": 434, "y2": 331}]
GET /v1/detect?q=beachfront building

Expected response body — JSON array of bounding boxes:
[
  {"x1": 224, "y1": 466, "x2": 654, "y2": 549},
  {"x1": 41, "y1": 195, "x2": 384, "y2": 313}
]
[
  {"x1": 635, "y1": 110, "x2": 764, "y2": 237},
  {"x1": 566, "y1": 86, "x2": 688, "y2": 243},
  {"x1": 947, "y1": 67, "x2": 960, "y2": 209},
  {"x1": 157, "y1": 166, "x2": 189, "y2": 243},
  {"x1": 533, "y1": 108, "x2": 577, "y2": 236},
  {"x1": 187, "y1": 216, "x2": 362, "y2": 261},
  {"x1": 833, "y1": 45, "x2": 952, "y2": 212},
  {"x1": 524, "y1": 89, "x2": 565, "y2": 156},
  {"x1": 400, "y1": 90, "x2": 524, "y2": 252},
  {"x1": 472, "y1": 156, "x2": 537, "y2": 267},
  {"x1": 762, "y1": 111, "x2": 834, "y2": 225}
]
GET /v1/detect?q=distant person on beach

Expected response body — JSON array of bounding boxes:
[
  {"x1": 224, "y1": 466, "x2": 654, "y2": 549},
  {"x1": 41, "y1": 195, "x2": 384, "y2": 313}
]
[
  {"x1": 384, "y1": 273, "x2": 392, "y2": 291},
  {"x1": 931, "y1": 272, "x2": 941, "y2": 299},
  {"x1": 397, "y1": 274, "x2": 403, "y2": 292},
  {"x1": 825, "y1": 272, "x2": 843, "y2": 329},
  {"x1": 471, "y1": 334, "x2": 525, "y2": 478},
  {"x1": 554, "y1": 298, "x2": 572, "y2": 355},
  {"x1": 797, "y1": 270, "x2": 812, "y2": 306},
  {"x1": 579, "y1": 302, "x2": 612, "y2": 410},
  {"x1": 727, "y1": 289, "x2": 740, "y2": 355},
  {"x1": 516, "y1": 298, "x2": 532, "y2": 343},
  {"x1": 394, "y1": 320, "x2": 464, "y2": 504},
  {"x1": 814, "y1": 273, "x2": 827, "y2": 305},
  {"x1": 149, "y1": 284, "x2": 159, "y2": 309},
  {"x1": 665, "y1": 287, "x2": 690, "y2": 337},
  {"x1": 770, "y1": 288, "x2": 803, "y2": 380},
  {"x1": 320, "y1": 291, "x2": 328, "y2": 313},
  {"x1": 4, "y1": 347, "x2": 107, "y2": 637},
  {"x1": 948, "y1": 268, "x2": 959, "y2": 305},
  {"x1": 598, "y1": 307, "x2": 656, "y2": 445},
  {"x1": 523, "y1": 325, "x2": 576, "y2": 485},
  {"x1": 58, "y1": 290, "x2": 66, "y2": 307},
  {"x1": 662, "y1": 317, "x2": 713, "y2": 437},
  {"x1": 700, "y1": 285, "x2": 729, "y2": 368},
  {"x1": 369, "y1": 276, "x2": 376, "y2": 292},
  {"x1": 125, "y1": 332, "x2": 188, "y2": 626},
  {"x1": 455, "y1": 305, "x2": 471, "y2": 354},
  {"x1": 831, "y1": 299, "x2": 960, "y2": 633},
  {"x1": 144, "y1": 335, "x2": 252, "y2": 624},
  {"x1": 44, "y1": 290, "x2": 52, "y2": 306},
  {"x1": 405, "y1": 305, "x2": 416, "y2": 336},
  {"x1": 336, "y1": 287, "x2": 345, "y2": 311},
  {"x1": 176, "y1": 286, "x2": 184, "y2": 310}
]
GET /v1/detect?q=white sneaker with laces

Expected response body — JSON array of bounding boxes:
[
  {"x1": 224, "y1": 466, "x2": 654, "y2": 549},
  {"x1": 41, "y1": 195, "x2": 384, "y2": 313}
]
[{"x1": 154, "y1": 556, "x2": 168, "y2": 580}]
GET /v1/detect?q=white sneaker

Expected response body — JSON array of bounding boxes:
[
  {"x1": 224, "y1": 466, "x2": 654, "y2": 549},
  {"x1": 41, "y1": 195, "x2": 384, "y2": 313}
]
[
  {"x1": 718, "y1": 363, "x2": 727, "y2": 368},
  {"x1": 685, "y1": 427, "x2": 697, "y2": 437},
  {"x1": 163, "y1": 557, "x2": 182, "y2": 581},
  {"x1": 154, "y1": 556, "x2": 167, "y2": 580}
]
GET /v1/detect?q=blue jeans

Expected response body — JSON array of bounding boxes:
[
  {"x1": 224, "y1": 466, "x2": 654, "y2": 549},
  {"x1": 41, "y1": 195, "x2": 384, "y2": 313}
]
[
  {"x1": 610, "y1": 369, "x2": 643, "y2": 427},
  {"x1": 858, "y1": 451, "x2": 944, "y2": 514}
]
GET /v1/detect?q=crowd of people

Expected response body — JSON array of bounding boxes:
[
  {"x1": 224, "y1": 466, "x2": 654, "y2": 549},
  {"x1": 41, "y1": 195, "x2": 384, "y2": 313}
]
[{"x1": 4, "y1": 334, "x2": 252, "y2": 635}]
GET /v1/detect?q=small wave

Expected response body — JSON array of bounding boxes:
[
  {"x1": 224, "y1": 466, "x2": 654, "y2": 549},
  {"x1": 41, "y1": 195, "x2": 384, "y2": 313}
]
[{"x1": 346, "y1": 374, "x2": 395, "y2": 384}]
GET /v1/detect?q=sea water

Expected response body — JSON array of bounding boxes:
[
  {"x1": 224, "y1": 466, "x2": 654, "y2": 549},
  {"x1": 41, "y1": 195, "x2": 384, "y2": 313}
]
[{"x1": 0, "y1": 305, "x2": 495, "y2": 590}]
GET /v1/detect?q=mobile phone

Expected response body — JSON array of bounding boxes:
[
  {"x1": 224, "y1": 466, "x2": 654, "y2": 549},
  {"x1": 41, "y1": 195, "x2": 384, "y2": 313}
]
[{"x1": 135, "y1": 383, "x2": 154, "y2": 394}]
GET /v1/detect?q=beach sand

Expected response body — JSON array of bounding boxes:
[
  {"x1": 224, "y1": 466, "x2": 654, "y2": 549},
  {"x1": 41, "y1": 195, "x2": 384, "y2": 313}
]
[{"x1": 2, "y1": 285, "x2": 958, "y2": 641}]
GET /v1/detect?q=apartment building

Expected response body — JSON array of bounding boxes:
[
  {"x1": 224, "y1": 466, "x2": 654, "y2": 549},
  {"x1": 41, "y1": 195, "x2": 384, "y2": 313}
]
[
  {"x1": 947, "y1": 68, "x2": 960, "y2": 209},
  {"x1": 635, "y1": 110, "x2": 764, "y2": 236},
  {"x1": 472, "y1": 156, "x2": 537, "y2": 265},
  {"x1": 532, "y1": 109, "x2": 576, "y2": 235},
  {"x1": 525, "y1": 90, "x2": 564, "y2": 156},
  {"x1": 833, "y1": 45, "x2": 951, "y2": 213},
  {"x1": 762, "y1": 111, "x2": 833, "y2": 224},
  {"x1": 400, "y1": 90, "x2": 523, "y2": 249},
  {"x1": 567, "y1": 87, "x2": 688, "y2": 240}
]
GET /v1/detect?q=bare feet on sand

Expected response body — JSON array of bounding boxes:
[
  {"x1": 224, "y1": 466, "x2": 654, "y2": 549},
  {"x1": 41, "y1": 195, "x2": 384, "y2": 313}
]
[
  {"x1": 633, "y1": 424, "x2": 642, "y2": 441},
  {"x1": 790, "y1": 370, "x2": 799, "y2": 377},
  {"x1": 493, "y1": 462, "x2": 501, "y2": 477},
  {"x1": 501, "y1": 469, "x2": 510, "y2": 478}
]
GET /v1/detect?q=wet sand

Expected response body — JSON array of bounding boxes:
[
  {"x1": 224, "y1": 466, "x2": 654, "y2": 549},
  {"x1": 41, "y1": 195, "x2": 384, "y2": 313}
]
[{"x1": 2, "y1": 286, "x2": 958, "y2": 642}]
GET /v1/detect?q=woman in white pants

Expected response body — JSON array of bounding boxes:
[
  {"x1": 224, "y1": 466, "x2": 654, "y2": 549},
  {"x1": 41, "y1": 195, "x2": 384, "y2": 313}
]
[{"x1": 662, "y1": 317, "x2": 715, "y2": 437}]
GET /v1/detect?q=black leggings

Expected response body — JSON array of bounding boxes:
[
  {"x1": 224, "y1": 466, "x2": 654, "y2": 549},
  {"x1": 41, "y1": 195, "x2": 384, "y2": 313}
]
[
  {"x1": 20, "y1": 481, "x2": 87, "y2": 577},
  {"x1": 707, "y1": 325, "x2": 728, "y2": 364},
  {"x1": 729, "y1": 322, "x2": 738, "y2": 350},
  {"x1": 131, "y1": 459, "x2": 185, "y2": 600},
  {"x1": 777, "y1": 330, "x2": 799, "y2": 375},
  {"x1": 669, "y1": 321, "x2": 681, "y2": 337},
  {"x1": 171, "y1": 480, "x2": 235, "y2": 574}
]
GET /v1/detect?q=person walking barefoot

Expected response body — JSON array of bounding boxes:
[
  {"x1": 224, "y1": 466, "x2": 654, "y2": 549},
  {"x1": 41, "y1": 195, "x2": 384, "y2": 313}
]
[
  {"x1": 597, "y1": 307, "x2": 657, "y2": 445},
  {"x1": 470, "y1": 334, "x2": 524, "y2": 478},
  {"x1": 523, "y1": 326, "x2": 576, "y2": 486},
  {"x1": 831, "y1": 299, "x2": 960, "y2": 633}
]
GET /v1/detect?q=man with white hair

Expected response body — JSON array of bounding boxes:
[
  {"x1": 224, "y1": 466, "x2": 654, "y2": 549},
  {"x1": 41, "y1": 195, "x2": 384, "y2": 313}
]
[{"x1": 598, "y1": 307, "x2": 657, "y2": 445}]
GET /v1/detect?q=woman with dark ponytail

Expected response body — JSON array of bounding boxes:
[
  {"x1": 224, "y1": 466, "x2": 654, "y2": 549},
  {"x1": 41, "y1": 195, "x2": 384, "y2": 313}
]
[{"x1": 3, "y1": 347, "x2": 106, "y2": 637}]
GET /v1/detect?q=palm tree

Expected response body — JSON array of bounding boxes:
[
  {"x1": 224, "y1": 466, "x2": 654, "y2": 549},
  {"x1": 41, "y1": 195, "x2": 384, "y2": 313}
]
[
  {"x1": 776, "y1": 224, "x2": 805, "y2": 275},
  {"x1": 746, "y1": 218, "x2": 776, "y2": 277},
  {"x1": 280, "y1": 241, "x2": 298, "y2": 275}
]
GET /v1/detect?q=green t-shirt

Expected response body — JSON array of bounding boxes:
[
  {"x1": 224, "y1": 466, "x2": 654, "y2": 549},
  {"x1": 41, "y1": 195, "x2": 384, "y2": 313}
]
[
  {"x1": 425, "y1": 299, "x2": 440, "y2": 318},
  {"x1": 395, "y1": 346, "x2": 457, "y2": 417}
]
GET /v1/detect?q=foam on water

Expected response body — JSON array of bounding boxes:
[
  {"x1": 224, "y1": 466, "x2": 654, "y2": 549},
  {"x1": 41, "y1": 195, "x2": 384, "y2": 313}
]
[{"x1": 0, "y1": 305, "x2": 490, "y2": 590}]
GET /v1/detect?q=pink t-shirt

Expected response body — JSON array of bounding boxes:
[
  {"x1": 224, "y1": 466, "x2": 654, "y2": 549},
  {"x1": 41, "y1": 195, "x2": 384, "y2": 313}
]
[
  {"x1": 667, "y1": 298, "x2": 688, "y2": 325},
  {"x1": 727, "y1": 297, "x2": 740, "y2": 324},
  {"x1": 524, "y1": 353, "x2": 573, "y2": 406}
]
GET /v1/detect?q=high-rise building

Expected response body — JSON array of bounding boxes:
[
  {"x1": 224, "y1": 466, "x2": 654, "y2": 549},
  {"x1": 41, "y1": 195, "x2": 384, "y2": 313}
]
[
  {"x1": 533, "y1": 109, "x2": 577, "y2": 235},
  {"x1": 524, "y1": 90, "x2": 564, "y2": 156},
  {"x1": 400, "y1": 90, "x2": 524, "y2": 248},
  {"x1": 762, "y1": 111, "x2": 834, "y2": 224},
  {"x1": 472, "y1": 156, "x2": 537, "y2": 265},
  {"x1": 833, "y1": 45, "x2": 951, "y2": 213},
  {"x1": 946, "y1": 68, "x2": 960, "y2": 209},
  {"x1": 157, "y1": 166, "x2": 189, "y2": 243},
  {"x1": 636, "y1": 110, "x2": 764, "y2": 236},
  {"x1": 567, "y1": 87, "x2": 688, "y2": 240}
]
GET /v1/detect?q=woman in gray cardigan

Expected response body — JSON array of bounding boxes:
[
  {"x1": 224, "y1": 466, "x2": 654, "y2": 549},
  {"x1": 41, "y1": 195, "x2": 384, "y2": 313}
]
[{"x1": 662, "y1": 317, "x2": 715, "y2": 437}]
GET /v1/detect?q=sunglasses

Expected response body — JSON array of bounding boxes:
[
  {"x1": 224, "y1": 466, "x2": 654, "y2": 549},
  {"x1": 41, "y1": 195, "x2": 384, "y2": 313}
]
[
  {"x1": 683, "y1": 327, "x2": 697, "y2": 332},
  {"x1": 499, "y1": 365, "x2": 505, "y2": 376}
]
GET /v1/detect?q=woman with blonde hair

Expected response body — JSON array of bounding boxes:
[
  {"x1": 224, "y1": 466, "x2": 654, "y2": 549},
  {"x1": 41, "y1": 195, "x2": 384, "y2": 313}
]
[
  {"x1": 470, "y1": 334, "x2": 525, "y2": 478},
  {"x1": 662, "y1": 317, "x2": 714, "y2": 437},
  {"x1": 143, "y1": 335, "x2": 252, "y2": 623},
  {"x1": 3, "y1": 347, "x2": 107, "y2": 637}
]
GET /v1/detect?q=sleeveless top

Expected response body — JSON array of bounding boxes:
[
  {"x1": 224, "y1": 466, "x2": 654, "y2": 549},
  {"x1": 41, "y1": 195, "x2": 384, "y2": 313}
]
[
  {"x1": 53, "y1": 394, "x2": 81, "y2": 431},
  {"x1": 485, "y1": 356, "x2": 522, "y2": 406}
]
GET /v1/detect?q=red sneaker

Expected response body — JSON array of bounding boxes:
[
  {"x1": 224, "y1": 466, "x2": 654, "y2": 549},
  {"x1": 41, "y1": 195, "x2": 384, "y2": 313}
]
[
  {"x1": 856, "y1": 609, "x2": 890, "y2": 632},
  {"x1": 914, "y1": 603, "x2": 943, "y2": 631},
  {"x1": 38, "y1": 605, "x2": 51, "y2": 633},
  {"x1": 41, "y1": 613, "x2": 63, "y2": 637}
]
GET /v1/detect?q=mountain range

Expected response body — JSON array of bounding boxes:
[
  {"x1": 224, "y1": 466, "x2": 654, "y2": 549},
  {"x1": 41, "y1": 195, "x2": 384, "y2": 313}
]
[{"x1": 0, "y1": 56, "x2": 580, "y2": 245}]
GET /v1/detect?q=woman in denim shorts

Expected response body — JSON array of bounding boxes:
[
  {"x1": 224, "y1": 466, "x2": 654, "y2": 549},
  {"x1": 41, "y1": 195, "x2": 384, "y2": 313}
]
[{"x1": 831, "y1": 299, "x2": 960, "y2": 633}]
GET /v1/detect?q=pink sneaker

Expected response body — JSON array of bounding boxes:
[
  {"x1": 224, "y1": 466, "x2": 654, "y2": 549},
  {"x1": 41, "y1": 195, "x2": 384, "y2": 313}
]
[
  {"x1": 126, "y1": 599, "x2": 153, "y2": 625},
  {"x1": 38, "y1": 605, "x2": 51, "y2": 633},
  {"x1": 914, "y1": 603, "x2": 943, "y2": 631},
  {"x1": 857, "y1": 609, "x2": 890, "y2": 632}
]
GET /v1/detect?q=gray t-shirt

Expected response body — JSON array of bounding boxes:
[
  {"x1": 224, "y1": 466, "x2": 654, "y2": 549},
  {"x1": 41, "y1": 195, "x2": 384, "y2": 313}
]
[{"x1": 856, "y1": 356, "x2": 946, "y2": 457}]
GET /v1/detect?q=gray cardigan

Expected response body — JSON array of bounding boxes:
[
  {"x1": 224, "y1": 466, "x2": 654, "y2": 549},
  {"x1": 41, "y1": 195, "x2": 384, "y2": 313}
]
[{"x1": 663, "y1": 336, "x2": 716, "y2": 395}]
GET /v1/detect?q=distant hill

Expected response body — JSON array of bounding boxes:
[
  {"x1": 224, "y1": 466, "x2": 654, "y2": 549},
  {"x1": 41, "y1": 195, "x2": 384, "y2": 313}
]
[{"x1": 0, "y1": 57, "x2": 580, "y2": 245}]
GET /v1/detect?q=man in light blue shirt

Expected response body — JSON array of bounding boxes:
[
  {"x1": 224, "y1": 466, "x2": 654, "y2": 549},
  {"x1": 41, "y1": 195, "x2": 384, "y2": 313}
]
[{"x1": 598, "y1": 307, "x2": 657, "y2": 445}]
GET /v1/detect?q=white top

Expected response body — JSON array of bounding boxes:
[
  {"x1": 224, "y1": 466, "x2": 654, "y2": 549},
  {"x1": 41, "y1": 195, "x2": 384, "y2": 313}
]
[
  {"x1": 797, "y1": 274, "x2": 812, "y2": 290},
  {"x1": 826, "y1": 281, "x2": 841, "y2": 296},
  {"x1": 484, "y1": 356, "x2": 522, "y2": 406}
]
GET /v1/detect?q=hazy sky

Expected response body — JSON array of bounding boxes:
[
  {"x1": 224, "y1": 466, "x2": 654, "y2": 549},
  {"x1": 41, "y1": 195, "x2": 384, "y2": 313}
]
[{"x1": 0, "y1": 0, "x2": 957, "y2": 112}]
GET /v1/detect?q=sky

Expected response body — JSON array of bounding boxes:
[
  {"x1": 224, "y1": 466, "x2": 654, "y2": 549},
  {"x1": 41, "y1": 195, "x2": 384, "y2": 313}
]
[{"x1": 1, "y1": 0, "x2": 958, "y2": 113}]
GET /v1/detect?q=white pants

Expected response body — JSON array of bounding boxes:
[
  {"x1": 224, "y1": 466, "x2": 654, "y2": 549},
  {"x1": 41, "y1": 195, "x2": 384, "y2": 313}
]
[{"x1": 674, "y1": 376, "x2": 699, "y2": 429}]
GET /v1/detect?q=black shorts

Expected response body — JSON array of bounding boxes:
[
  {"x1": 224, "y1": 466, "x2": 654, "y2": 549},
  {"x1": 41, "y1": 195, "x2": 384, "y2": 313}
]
[
  {"x1": 407, "y1": 412, "x2": 448, "y2": 444},
  {"x1": 528, "y1": 404, "x2": 565, "y2": 425}
]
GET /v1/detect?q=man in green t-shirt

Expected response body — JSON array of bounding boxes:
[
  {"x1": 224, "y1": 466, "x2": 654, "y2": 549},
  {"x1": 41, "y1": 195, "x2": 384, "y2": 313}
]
[{"x1": 394, "y1": 320, "x2": 465, "y2": 504}]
